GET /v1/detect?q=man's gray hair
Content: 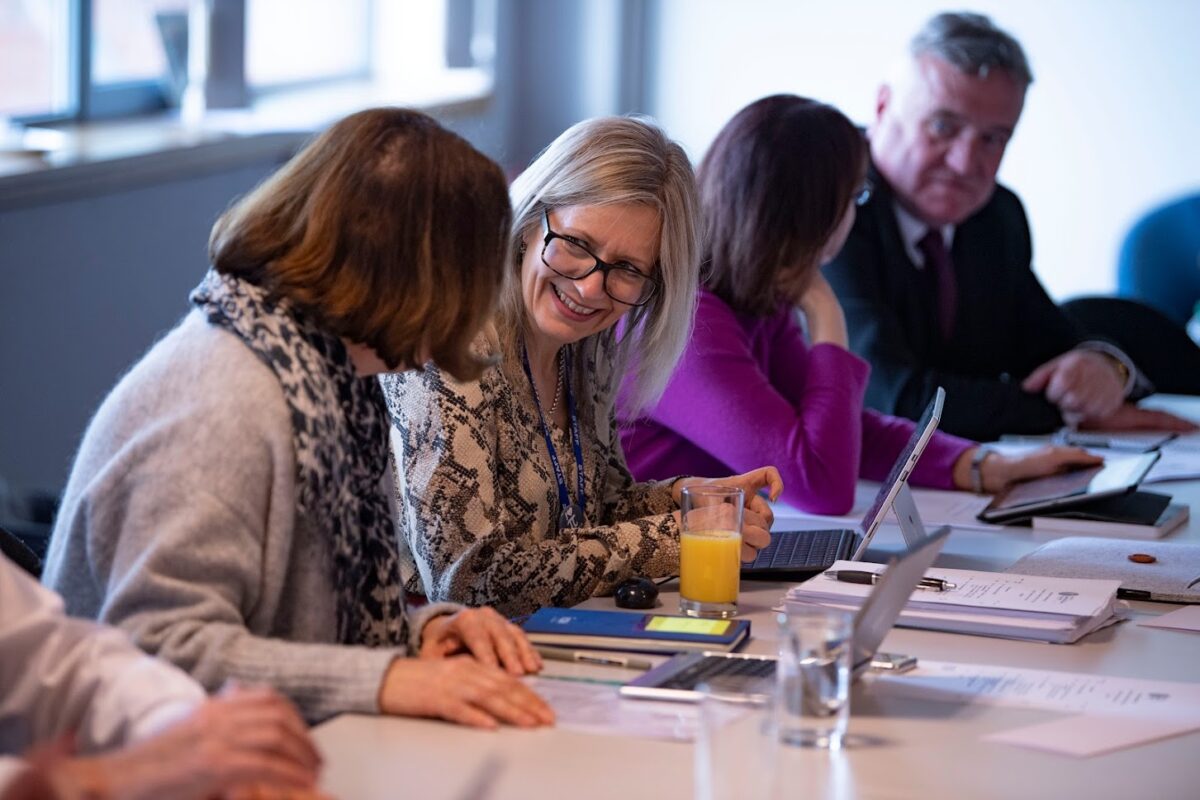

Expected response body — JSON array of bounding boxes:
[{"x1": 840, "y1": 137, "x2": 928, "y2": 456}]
[{"x1": 911, "y1": 12, "x2": 1033, "y2": 87}]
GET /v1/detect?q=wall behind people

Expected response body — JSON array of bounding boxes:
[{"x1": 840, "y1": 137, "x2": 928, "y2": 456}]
[
  {"x1": 0, "y1": 161, "x2": 278, "y2": 495},
  {"x1": 644, "y1": 0, "x2": 1200, "y2": 303},
  {"x1": 0, "y1": 0, "x2": 631, "y2": 495}
]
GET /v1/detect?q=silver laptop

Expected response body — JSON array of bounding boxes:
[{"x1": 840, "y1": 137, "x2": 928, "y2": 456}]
[
  {"x1": 620, "y1": 526, "x2": 951, "y2": 702},
  {"x1": 741, "y1": 386, "x2": 945, "y2": 580}
]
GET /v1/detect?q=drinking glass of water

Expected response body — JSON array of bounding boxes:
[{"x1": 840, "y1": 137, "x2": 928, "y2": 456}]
[
  {"x1": 694, "y1": 679, "x2": 778, "y2": 800},
  {"x1": 776, "y1": 605, "x2": 853, "y2": 749}
]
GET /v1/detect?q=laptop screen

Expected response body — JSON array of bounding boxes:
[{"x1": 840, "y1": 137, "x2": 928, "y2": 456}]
[
  {"x1": 850, "y1": 526, "x2": 950, "y2": 674},
  {"x1": 850, "y1": 387, "x2": 945, "y2": 558}
]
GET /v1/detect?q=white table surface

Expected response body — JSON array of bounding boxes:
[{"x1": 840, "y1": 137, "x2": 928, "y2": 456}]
[{"x1": 314, "y1": 397, "x2": 1200, "y2": 800}]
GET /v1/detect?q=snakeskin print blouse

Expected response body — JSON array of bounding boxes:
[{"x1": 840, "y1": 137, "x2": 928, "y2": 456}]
[{"x1": 381, "y1": 333, "x2": 680, "y2": 617}]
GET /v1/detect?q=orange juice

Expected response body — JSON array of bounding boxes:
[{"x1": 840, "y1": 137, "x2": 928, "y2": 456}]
[{"x1": 680, "y1": 529, "x2": 741, "y2": 604}]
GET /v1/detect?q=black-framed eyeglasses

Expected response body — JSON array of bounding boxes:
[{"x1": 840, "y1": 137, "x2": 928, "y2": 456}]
[
  {"x1": 854, "y1": 178, "x2": 874, "y2": 207},
  {"x1": 540, "y1": 208, "x2": 660, "y2": 307}
]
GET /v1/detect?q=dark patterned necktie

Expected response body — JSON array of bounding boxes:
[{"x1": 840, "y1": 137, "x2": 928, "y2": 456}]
[{"x1": 917, "y1": 227, "x2": 957, "y2": 340}]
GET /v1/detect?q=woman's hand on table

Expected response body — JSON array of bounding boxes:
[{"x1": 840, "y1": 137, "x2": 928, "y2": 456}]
[
  {"x1": 672, "y1": 467, "x2": 784, "y2": 561},
  {"x1": 953, "y1": 445, "x2": 1103, "y2": 494},
  {"x1": 419, "y1": 607, "x2": 543, "y2": 675},
  {"x1": 378, "y1": 655, "x2": 555, "y2": 730}
]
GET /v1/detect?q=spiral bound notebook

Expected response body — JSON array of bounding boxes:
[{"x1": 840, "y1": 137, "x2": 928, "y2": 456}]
[{"x1": 1009, "y1": 537, "x2": 1200, "y2": 604}]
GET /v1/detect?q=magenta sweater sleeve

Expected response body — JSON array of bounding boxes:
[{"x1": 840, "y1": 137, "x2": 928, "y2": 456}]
[
  {"x1": 860, "y1": 409, "x2": 975, "y2": 489},
  {"x1": 643, "y1": 293, "x2": 870, "y2": 514}
]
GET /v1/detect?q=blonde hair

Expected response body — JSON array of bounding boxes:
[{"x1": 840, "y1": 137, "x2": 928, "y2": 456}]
[{"x1": 503, "y1": 116, "x2": 701, "y2": 412}]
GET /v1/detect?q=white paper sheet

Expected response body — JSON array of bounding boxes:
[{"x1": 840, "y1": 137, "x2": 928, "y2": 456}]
[
  {"x1": 1168, "y1": 431, "x2": 1200, "y2": 451},
  {"x1": 792, "y1": 562, "x2": 1120, "y2": 618},
  {"x1": 888, "y1": 488, "x2": 994, "y2": 529},
  {"x1": 527, "y1": 676, "x2": 699, "y2": 741},
  {"x1": 1138, "y1": 605, "x2": 1200, "y2": 633},
  {"x1": 874, "y1": 660, "x2": 1200, "y2": 717},
  {"x1": 1144, "y1": 446, "x2": 1200, "y2": 483},
  {"x1": 772, "y1": 485, "x2": 994, "y2": 531},
  {"x1": 984, "y1": 713, "x2": 1200, "y2": 757}
]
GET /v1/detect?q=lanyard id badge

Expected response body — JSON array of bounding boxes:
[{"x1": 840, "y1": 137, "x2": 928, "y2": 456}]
[{"x1": 521, "y1": 344, "x2": 587, "y2": 529}]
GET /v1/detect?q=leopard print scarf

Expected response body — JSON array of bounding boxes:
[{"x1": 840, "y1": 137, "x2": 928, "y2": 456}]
[{"x1": 191, "y1": 269, "x2": 409, "y2": 648}]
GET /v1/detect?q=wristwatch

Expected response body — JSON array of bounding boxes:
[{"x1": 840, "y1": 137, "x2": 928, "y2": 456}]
[
  {"x1": 1105, "y1": 352, "x2": 1131, "y2": 387},
  {"x1": 970, "y1": 446, "x2": 992, "y2": 494}
]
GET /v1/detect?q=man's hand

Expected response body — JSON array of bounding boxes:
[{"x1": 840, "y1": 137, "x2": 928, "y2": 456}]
[
  {"x1": 672, "y1": 468, "x2": 784, "y2": 562},
  {"x1": 224, "y1": 785, "x2": 334, "y2": 800},
  {"x1": 378, "y1": 656, "x2": 555, "y2": 730},
  {"x1": 420, "y1": 607, "x2": 542, "y2": 675},
  {"x1": 1022, "y1": 349, "x2": 1125, "y2": 420},
  {"x1": 1079, "y1": 403, "x2": 1199, "y2": 432},
  {"x1": 18, "y1": 687, "x2": 322, "y2": 800}
]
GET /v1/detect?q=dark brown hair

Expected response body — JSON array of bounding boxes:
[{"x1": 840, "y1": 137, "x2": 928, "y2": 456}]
[
  {"x1": 209, "y1": 106, "x2": 511, "y2": 380},
  {"x1": 699, "y1": 94, "x2": 867, "y2": 317}
]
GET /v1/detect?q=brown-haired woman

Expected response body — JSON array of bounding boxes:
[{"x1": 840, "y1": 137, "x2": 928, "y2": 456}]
[
  {"x1": 43, "y1": 107, "x2": 554, "y2": 730},
  {"x1": 618, "y1": 94, "x2": 1099, "y2": 513}
]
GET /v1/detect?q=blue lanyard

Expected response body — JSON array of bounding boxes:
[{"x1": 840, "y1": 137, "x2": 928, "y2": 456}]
[{"x1": 521, "y1": 343, "x2": 587, "y2": 529}]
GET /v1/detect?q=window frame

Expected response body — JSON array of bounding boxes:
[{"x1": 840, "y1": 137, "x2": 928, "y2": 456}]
[{"x1": 6, "y1": 0, "x2": 490, "y2": 127}]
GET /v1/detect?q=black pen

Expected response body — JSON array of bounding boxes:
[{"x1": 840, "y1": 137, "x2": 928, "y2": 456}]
[{"x1": 826, "y1": 569, "x2": 956, "y2": 592}]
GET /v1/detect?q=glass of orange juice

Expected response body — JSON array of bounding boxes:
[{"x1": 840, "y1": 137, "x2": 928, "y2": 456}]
[{"x1": 679, "y1": 485, "x2": 744, "y2": 618}]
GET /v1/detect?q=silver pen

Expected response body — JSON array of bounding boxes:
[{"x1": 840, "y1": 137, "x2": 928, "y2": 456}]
[
  {"x1": 535, "y1": 645, "x2": 653, "y2": 670},
  {"x1": 826, "y1": 569, "x2": 957, "y2": 592}
]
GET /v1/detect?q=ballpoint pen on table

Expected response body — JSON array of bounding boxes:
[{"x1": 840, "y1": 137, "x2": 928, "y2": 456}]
[
  {"x1": 826, "y1": 569, "x2": 956, "y2": 592},
  {"x1": 1054, "y1": 430, "x2": 1178, "y2": 453},
  {"x1": 535, "y1": 646, "x2": 653, "y2": 670}
]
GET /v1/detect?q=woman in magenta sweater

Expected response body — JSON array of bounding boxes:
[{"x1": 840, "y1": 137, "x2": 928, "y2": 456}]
[{"x1": 618, "y1": 95, "x2": 1097, "y2": 514}]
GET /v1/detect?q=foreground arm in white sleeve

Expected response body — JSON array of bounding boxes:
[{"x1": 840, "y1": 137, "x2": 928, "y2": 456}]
[{"x1": 0, "y1": 554, "x2": 204, "y2": 792}]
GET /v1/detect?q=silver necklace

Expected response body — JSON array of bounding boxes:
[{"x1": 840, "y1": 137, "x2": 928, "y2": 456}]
[{"x1": 545, "y1": 350, "x2": 565, "y2": 417}]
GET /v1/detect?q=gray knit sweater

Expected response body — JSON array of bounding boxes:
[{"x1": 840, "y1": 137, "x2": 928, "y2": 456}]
[{"x1": 43, "y1": 310, "x2": 454, "y2": 722}]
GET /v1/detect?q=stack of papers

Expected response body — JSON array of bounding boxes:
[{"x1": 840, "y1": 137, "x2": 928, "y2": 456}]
[{"x1": 786, "y1": 562, "x2": 1124, "y2": 643}]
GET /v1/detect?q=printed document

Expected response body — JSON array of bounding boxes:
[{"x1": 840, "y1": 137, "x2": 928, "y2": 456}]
[
  {"x1": 985, "y1": 714, "x2": 1200, "y2": 757},
  {"x1": 873, "y1": 660, "x2": 1200, "y2": 717},
  {"x1": 787, "y1": 563, "x2": 1123, "y2": 643},
  {"x1": 527, "y1": 676, "x2": 698, "y2": 741}
]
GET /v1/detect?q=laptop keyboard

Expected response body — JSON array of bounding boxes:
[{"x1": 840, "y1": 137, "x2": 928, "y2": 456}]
[
  {"x1": 659, "y1": 655, "x2": 776, "y2": 691},
  {"x1": 746, "y1": 528, "x2": 858, "y2": 571}
]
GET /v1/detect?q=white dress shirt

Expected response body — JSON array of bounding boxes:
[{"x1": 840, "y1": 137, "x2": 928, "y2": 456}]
[
  {"x1": 893, "y1": 201, "x2": 954, "y2": 269},
  {"x1": 0, "y1": 555, "x2": 204, "y2": 791}
]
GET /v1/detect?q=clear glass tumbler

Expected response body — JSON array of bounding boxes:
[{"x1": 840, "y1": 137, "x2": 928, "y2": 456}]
[
  {"x1": 694, "y1": 680, "x2": 778, "y2": 800},
  {"x1": 679, "y1": 485, "x2": 744, "y2": 619},
  {"x1": 776, "y1": 604, "x2": 854, "y2": 749}
]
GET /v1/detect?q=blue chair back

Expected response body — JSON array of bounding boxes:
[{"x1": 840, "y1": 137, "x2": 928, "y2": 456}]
[{"x1": 1117, "y1": 193, "x2": 1200, "y2": 326}]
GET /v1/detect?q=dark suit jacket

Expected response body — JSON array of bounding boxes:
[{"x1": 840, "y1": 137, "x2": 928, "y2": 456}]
[{"x1": 824, "y1": 167, "x2": 1085, "y2": 440}]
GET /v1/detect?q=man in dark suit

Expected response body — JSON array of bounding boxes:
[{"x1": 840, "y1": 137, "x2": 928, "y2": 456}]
[{"x1": 825, "y1": 12, "x2": 1194, "y2": 440}]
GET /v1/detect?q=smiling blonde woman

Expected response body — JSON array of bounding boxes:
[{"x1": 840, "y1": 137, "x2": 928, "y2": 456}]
[{"x1": 382, "y1": 116, "x2": 783, "y2": 618}]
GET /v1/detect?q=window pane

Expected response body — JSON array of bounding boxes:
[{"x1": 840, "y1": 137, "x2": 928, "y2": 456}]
[
  {"x1": 247, "y1": 0, "x2": 370, "y2": 87},
  {"x1": 92, "y1": 0, "x2": 189, "y2": 85},
  {"x1": 0, "y1": 0, "x2": 71, "y2": 118}
]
